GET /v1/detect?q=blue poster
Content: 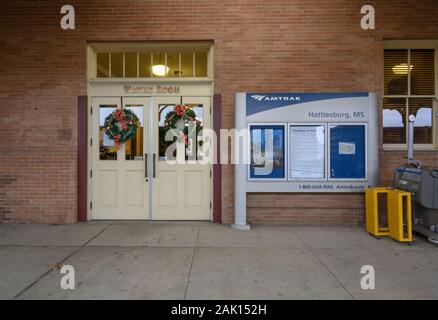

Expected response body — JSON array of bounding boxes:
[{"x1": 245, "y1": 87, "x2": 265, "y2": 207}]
[
  {"x1": 249, "y1": 125, "x2": 285, "y2": 179},
  {"x1": 329, "y1": 125, "x2": 366, "y2": 179}
]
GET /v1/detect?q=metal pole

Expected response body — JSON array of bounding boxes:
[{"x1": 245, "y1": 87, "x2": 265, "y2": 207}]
[
  {"x1": 232, "y1": 93, "x2": 250, "y2": 230},
  {"x1": 407, "y1": 115, "x2": 415, "y2": 164}
]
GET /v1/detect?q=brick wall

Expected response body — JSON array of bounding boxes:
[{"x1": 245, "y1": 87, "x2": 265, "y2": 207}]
[{"x1": 0, "y1": 0, "x2": 437, "y2": 224}]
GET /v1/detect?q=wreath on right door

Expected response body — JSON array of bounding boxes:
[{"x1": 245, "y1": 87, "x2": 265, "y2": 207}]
[{"x1": 163, "y1": 105, "x2": 200, "y2": 144}]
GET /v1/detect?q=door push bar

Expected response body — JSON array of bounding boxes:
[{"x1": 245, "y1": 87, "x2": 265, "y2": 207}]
[
  {"x1": 153, "y1": 153, "x2": 156, "y2": 178},
  {"x1": 145, "y1": 153, "x2": 157, "y2": 180},
  {"x1": 144, "y1": 153, "x2": 148, "y2": 180}
]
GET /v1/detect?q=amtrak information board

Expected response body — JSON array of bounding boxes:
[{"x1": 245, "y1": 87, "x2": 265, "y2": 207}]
[{"x1": 235, "y1": 92, "x2": 378, "y2": 193}]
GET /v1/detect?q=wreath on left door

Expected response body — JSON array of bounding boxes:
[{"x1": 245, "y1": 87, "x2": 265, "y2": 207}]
[{"x1": 104, "y1": 108, "x2": 140, "y2": 150}]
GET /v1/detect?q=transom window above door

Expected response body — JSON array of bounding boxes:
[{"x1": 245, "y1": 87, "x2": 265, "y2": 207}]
[{"x1": 88, "y1": 42, "x2": 212, "y2": 79}]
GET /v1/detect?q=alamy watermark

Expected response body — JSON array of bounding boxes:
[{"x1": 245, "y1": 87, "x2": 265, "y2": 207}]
[
  {"x1": 360, "y1": 265, "x2": 375, "y2": 290},
  {"x1": 60, "y1": 265, "x2": 75, "y2": 290},
  {"x1": 60, "y1": 5, "x2": 376, "y2": 31}
]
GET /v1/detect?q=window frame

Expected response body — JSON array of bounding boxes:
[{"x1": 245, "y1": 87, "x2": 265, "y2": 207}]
[
  {"x1": 87, "y1": 41, "x2": 213, "y2": 81},
  {"x1": 383, "y1": 40, "x2": 438, "y2": 150}
]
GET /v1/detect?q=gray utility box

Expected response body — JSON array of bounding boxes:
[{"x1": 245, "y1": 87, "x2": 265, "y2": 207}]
[{"x1": 395, "y1": 165, "x2": 438, "y2": 240}]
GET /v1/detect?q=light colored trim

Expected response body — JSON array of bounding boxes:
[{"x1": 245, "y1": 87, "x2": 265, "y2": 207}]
[
  {"x1": 234, "y1": 93, "x2": 249, "y2": 229},
  {"x1": 87, "y1": 46, "x2": 95, "y2": 79},
  {"x1": 164, "y1": 52, "x2": 167, "y2": 77},
  {"x1": 86, "y1": 90, "x2": 92, "y2": 221},
  {"x1": 122, "y1": 53, "x2": 125, "y2": 78},
  {"x1": 193, "y1": 51, "x2": 196, "y2": 77},
  {"x1": 384, "y1": 95, "x2": 435, "y2": 98},
  {"x1": 147, "y1": 97, "x2": 153, "y2": 219},
  {"x1": 109, "y1": 53, "x2": 112, "y2": 78},
  {"x1": 178, "y1": 52, "x2": 181, "y2": 78},
  {"x1": 136, "y1": 53, "x2": 139, "y2": 78},
  {"x1": 383, "y1": 144, "x2": 436, "y2": 151},
  {"x1": 208, "y1": 45, "x2": 214, "y2": 79},
  {"x1": 88, "y1": 78, "x2": 212, "y2": 83},
  {"x1": 408, "y1": 49, "x2": 411, "y2": 95},
  {"x1": 89, "y1": 41, "x2": 213, "y2": 52},
  {"x1": 384, "y1": 40, "x2": 438, "y2": 49}
]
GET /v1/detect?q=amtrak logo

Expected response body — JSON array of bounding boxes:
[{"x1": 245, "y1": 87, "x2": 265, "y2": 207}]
[
  {"x1": 251, "y1": 95, "x2": 301, "y2": 102},
  {"x1": 251, "y1": 95, "x2": 267, "y2": 101}
]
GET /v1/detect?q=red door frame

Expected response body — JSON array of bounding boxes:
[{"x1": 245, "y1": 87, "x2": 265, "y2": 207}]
[
  {"x1": 77, "y1": 96, "x2": 88, "y2": 222},
  {"x1": 212, "y1": 94, "x2": 222, "y2": 223}
]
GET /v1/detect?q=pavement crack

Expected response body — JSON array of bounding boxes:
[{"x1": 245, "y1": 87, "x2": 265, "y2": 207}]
[
  {"x1": 12, "y1": 224, "x2": 111, "y2": 299},
  {"x1": 184, "y1": 225, "x2": 200, "y2": 300}
]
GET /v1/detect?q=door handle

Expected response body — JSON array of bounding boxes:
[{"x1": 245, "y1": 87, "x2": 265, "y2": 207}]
[
  {"x1": 153, "y1": 153, "x2": 156, "y2": 178},
  {"x1": 144, "y1": 153, "x2": 148, "y2": 180}
]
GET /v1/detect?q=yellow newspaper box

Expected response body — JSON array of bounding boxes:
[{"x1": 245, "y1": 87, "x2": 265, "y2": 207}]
[
  {"x1": 365, "y1": 187, "x2": 413, "y2": 243},
  {"x1": 388, "y1": 189, "x2": 413, "y2": 243},
  {"x1": 365, "y1": 188, "x2": 391, "y2": 237}
]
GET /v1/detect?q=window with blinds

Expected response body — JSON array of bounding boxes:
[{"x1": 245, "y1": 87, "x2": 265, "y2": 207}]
[{"x1": 383, "y1": 48, "x2": 436, "y2": 146}]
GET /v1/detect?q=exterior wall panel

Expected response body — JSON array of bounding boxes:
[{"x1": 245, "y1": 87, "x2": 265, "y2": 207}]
[{"x1": 1, "y1": 0, "x2": 437, "y2": 224}]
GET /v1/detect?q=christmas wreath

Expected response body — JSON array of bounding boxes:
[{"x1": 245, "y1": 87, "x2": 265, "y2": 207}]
[
  {"x1": 163, "y1": 104, "x2": 201, "y2": 144},
  {"x1": 104, "y1": 108, "x2": 139, "y2": 149}
]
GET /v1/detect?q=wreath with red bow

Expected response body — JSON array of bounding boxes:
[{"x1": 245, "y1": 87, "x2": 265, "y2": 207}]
[
  {"x1": 104, "y1": 109, "x2": 139, "y2": 149},
  {"x1": 163, "y1": 104, "x2": 200, "y2": 144}
]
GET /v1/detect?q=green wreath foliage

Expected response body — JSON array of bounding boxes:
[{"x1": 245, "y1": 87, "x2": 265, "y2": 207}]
[
  {"x1": 163, "y1": 104, "x2": 198, "y2": 136},
  {"x1": 104, "y1": 109, "x2": 140, "y2": 146}
]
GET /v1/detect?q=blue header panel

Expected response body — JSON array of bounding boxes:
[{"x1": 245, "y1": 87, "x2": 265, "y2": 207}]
[
  {"x1": 329, "y1": 125, "x2": 366, "y2": 179},
  {"x1": 246, "y1": 92, "x2": 369, "y2": 116}
]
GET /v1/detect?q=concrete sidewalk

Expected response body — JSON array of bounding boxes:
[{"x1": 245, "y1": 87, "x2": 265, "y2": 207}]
[{"x1": 0, "y1": 222, "x2": 437, "y2": 300}]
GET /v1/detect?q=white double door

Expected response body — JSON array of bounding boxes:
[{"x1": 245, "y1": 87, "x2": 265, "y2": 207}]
[{"x1": 91, "y1": 96, "x2": 211, "y2": 220}]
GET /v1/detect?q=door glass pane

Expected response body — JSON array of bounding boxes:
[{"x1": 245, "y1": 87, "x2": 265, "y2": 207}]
[
  {"x1": 181, "y1": 51, "x2": 194, "y2": 77},
  {"x1": 409, "y1": 98, "x2": 433, "y2": 144},
  {"x1": 191, "y1": 105, "x2": 204, "y2": 161},
  {"x1": 410, "y1": 49, "x2": 435, "y2": 95},
  {"x1": 99, "y1": 105, "x2": 118, "y2": 160},
  {"x1": 384, "y1": 49, "x2": 408, "y2": 95},
  {"x1": 125, "y1": 52, "x2": 137, "y2": 78},
  {"x1": 158, "y1": 104, "x2": 204, "y2": 161},
  {"x1": 383, "y1": 98, "x2": 406, "y2": 144},
  {"x1": 125, "y1": 105, "x2": 144, "y2": 160},
  {"x1": 166, "y1": 52, "x2": 179, "y2": 77},
  {"x1": 96, "y1": 52, "x2": 109, "y2": 78},
  {"x1": 195, "y1": 51, "x2": 208, "y2": 77},
  {"x1": 158, "y1": 105, "x2": 177, "y2": 160},
  {"x1": 139, "y1": 52, "x2": 151, "y2": 77},
  {"x1": 110, "y1": 53, "x2": 123, "y2": 77}
]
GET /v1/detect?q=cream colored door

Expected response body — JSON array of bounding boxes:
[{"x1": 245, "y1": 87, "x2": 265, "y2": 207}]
[
  {"x1": 152, "y1": 96, "x2": 211, "y2": 220},
  {"x1": 91, "y1": 97, "x2": 150, "y2": 220}
]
